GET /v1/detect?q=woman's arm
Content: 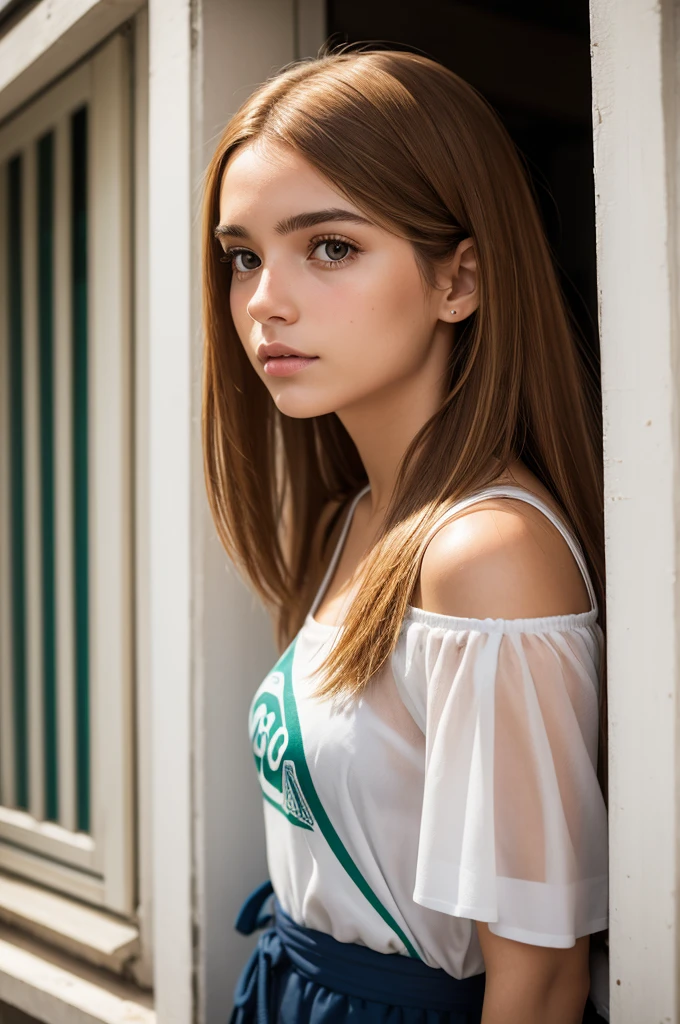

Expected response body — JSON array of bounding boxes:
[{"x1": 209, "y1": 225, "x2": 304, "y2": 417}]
[
  {"x1": 476, "y1": 923, "x2": 591, "y2": 1023},
  {"x1": 418, "y1": 496, "x2": 598, "y2": 1021}
]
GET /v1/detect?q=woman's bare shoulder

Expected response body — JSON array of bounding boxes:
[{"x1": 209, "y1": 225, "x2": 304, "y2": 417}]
[{"x1": 417, "y1": 476, "x2": 592, "y2": 621}]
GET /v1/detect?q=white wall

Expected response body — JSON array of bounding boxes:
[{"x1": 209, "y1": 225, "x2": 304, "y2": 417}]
[
  {"x1": 197, "y1": 9, "x2": 327, "y2": 1014},
  {"x1": 195, "y1": 0, "x2": 293, "y2": 995},
  {"x1": 590, "y1": 0, "x2": 680, "y2": 1019},
  {"x1": 147, "y1": 2, "x2": 325, "y2": 1021}
]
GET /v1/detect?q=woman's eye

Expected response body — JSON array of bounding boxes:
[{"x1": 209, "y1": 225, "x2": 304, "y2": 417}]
[
  {"x1": 312, "y1": 240, "x2": 353, "y2": 262},
  {"x1": 231, "y1": 249, "x2": 261, "y2": 272},
  {"x1": 219, "y1": 248, "x2": 261, "y2": 272}
]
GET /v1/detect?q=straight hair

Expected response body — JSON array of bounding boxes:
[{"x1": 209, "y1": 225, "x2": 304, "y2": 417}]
[{"x1": 201, "y1": 47, "x2": 607, "y2": 797}]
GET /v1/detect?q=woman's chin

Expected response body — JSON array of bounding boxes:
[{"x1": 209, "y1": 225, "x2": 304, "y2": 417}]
[{"x1": 270, "y1": 389, "x2": 338, "y2": 420}]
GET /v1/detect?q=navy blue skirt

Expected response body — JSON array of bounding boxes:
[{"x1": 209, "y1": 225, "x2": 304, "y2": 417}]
[{"x1": 230, "y1": 881, "x2": 606, "y2": 1024}]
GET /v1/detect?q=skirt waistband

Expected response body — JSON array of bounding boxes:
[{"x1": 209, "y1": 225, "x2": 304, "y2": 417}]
[{"x1": 232, "y1": 881, "x2": 486, "y2": 1016}]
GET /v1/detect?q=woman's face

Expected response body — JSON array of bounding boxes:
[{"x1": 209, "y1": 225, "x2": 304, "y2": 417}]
[{"x1": 217, "y1": 140, "x2": 471, "y2": 421}]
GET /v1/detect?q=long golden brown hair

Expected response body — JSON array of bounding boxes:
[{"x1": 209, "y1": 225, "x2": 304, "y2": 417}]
[{"x1": 201, "y1": 47, "x2": 607, "y2": 794}]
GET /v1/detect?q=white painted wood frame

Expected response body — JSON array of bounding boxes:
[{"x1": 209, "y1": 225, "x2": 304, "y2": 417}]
[
  {"x1": 147, "y1": 1, "x2": 194, "y2": 1014},
  {"x1": 88, "y1": 30, "x2": 134, "y2": 918},
  {"x1": 0, "y1": 0, "x2": 144, "y2": 123},
  {"x1": 21, "y1": 138, "x2": 46, "y2": 827},
  {"x1": 54, "y1": 110, "x2": 78, "y2": 837},
  {"x1": 131, "y1": 5, "x2": 154, "y2": 992},
  {"x1": 0, "y1": 35, "x2": 135, "y2": 918},
  {"x1": 0, "y1": 160, "x2": 16, "y2": 809},
  {"x1": 590, "y1": 0, "x2": 680, "y2": 1020}
]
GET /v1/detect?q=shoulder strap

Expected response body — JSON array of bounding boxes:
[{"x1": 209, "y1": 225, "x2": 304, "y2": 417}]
[
  {"x1": 308, "y1": 484, "x2": 371, "y2": 619},
  {"x1": 418, "y1": 485, "x2": 598, "y2": 615}
]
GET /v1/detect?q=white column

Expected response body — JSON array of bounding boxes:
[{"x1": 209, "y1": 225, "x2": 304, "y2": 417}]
[
  {"x1": 147, "y1": 1, "x2": 325, "y2": 1020},
  {"x1": 590, "y1": 0, "x2": 680, "y2": 1019},
  {"x1": 147, "y1": 4, "x2": 197, "y2": 1022}
]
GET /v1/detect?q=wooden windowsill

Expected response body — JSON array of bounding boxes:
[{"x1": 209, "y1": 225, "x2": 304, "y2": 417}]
[
  {"x1": 0, "y1": 918, "x2": 154, "y2": 1024},
  {"x1": 0, "y1": 873, "x2": 141, "y2": 976}
]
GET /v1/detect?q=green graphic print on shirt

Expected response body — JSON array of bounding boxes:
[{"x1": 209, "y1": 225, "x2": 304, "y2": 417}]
[
  {"x1": 248, "y1": 636, "x2": 423, "y2": 961},
  {"x1": 249, "y1": 643, "x2": 315, "y2": 830}
]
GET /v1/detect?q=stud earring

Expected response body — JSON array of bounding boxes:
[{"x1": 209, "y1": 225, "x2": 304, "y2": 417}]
[{"x1": 450, "y1": 309, "x2": 457, "y2": 315}]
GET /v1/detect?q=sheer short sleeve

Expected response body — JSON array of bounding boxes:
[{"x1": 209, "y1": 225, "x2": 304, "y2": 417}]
[{"x1": 393, "y1": 612, "x2": 609, "y2": 948}]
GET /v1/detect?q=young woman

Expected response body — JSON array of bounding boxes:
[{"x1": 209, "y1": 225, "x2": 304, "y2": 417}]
[{"x1": 201, "y1": 46, "x2": 609, "y2": 1024}]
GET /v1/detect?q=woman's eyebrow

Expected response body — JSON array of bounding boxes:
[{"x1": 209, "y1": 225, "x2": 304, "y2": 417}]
[{"x1": 213, "y1": 207, "x2": 373, "y2": 240}]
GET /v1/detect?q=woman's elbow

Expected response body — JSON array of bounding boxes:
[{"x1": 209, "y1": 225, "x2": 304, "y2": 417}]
[
  {"x1": 541, "y1": 961, "x2": 591, "y2": 1022},
  {"x1": 482, "y1": 962, "x2": 590, "y2": 1024},
  {"x1": 476, "y1": 924, "x2": 591, "y2": 1024}
]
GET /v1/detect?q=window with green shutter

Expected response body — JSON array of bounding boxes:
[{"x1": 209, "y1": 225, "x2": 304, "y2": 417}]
[{"x1": 0, "y1": 36, "x2": 134, "y2": 917}]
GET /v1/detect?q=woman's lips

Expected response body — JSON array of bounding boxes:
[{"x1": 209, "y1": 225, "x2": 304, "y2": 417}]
[{"x1": 263, "y1": 355, "x2": 319, "y2": 377}]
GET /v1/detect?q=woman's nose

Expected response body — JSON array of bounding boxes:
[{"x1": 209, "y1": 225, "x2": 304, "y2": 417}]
[{"x1": 246, "y1": 269, "x2": 298, "y2": 326}]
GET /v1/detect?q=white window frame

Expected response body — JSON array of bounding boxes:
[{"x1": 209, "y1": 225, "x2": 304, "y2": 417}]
[{"x1": 0, "y1": 33, "x2": 135, "y2": 917}]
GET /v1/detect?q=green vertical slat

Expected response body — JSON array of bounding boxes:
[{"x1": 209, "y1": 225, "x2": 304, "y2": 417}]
[
  {"x1": 72, "y1": 107, "x2": 90, "y2": 834},
  {"x1": 8, "y1": 156, "x2": 28, "y2": 810},
  {"x1": 38, "y1": 132, "x2": 58, "y2": 822}
]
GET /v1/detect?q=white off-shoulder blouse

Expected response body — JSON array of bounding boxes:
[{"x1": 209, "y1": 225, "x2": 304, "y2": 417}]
[{"x1": 247, "y1": 483, "x2": 608, "y2": 997}]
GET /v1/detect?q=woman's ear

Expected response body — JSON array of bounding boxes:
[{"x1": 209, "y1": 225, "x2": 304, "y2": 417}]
[{"x1": 434, "y1": 237, "x2": 479, "y2": 324}]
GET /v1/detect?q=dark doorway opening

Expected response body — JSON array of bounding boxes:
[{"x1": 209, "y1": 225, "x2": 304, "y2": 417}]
[{"x1": 326, "y1": 1, "x2": 598, "y2": 359}]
